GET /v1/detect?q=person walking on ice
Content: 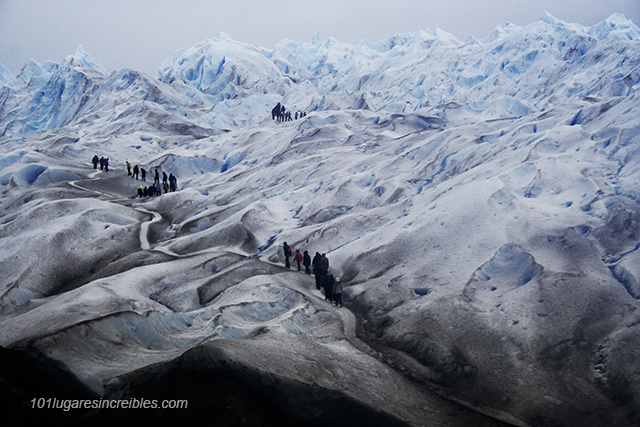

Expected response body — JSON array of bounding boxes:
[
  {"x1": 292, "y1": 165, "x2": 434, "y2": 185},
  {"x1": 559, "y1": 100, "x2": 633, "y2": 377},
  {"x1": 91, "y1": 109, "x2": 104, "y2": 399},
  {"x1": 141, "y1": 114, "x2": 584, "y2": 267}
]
[
  {"x1": 312, "y1": 252, "x2": 324, "y2": 290},
  {"x1": 294, "y1": 249, "x2": 303, "y2": 271},
  {"x1": 333, "y1": 279, "x2": 343, "y2": 307},
  {"x1": 303, "y1": 250, "x2": 311, "y2": 274},
  {"x1": 283, "y1": 242, "x2": 292, "y2": 268},
  {"x1": 323, "y1": 274, "x2": 335, "y2": 303}
]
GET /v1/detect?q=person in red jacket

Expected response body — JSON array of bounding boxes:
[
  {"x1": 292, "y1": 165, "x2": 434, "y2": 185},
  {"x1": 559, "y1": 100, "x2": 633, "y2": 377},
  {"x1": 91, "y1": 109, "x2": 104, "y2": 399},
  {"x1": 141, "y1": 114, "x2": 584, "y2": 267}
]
[{"x1": 294, "y1": 249, "x2": 303, "y2": 271}]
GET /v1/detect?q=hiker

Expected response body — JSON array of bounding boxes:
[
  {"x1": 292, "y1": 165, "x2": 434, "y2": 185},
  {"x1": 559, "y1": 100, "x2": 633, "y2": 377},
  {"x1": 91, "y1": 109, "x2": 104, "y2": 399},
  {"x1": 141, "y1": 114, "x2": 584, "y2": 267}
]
[
  {"x1": 303, "y1": 250, "x2": 311, "y2": 274},
  {"x1": 320, "y1": 253, "x2": 329, "y2": 273},
  {"x1": 155, "y1": 182, "x2": 162, "y2": 196},
  {"x1": 92, "y1": 155, "x2": 99, "y2": 169},
  {"x1": 104, "y1": 158, "x2": 109, "y2": 172},
  {"x1": 132, "y1": 165, "x2": 139, "y2": 180},
  {"x1": 137, "y1": 186, "x2": 143, "y2": 198},
  {"x1": 312, "y1": 252, "x2": 324, "y2": 290},
  {"x1": 162, "y1": 171, "x2": 168, "y2": 184},
  {"x1": 294, "y1": 249, "x2": 303, "y2": 271},
  {"x1": 333, "y1": 279, "x2": 343, "y2": 307},
  {"x1": 283, "y1": 242, "x2": 292, "y2": 268},
  {"x1": 154, "y1": 169, "x2": 160, "y2": 184},
  {"x1": 99, "y1": 157, "x2": 105, "y2": 170},
  {"x1": 126, "y1": 160, "x2": 132, "y2": 175},
  {"x1": 323, "y1": 274, "x2": 335, "y2": 302},
  {"x1": 169, "y1": 174, "x2": 177, "y2": 192},
  {"x1": 163, "y1": 181, "x2": 169, "y2": 193},
  {"x1": 272, "y1": 103, "x2": 281, "y2": 120},
  {"x1": 141, "y1": 168, "x2": 146, "y2": 181}
]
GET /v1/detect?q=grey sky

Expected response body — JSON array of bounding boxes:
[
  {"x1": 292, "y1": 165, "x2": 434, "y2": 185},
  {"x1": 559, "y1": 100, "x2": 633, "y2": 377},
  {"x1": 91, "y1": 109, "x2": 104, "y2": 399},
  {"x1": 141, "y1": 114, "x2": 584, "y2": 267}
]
[{"x1": 0, "y1": 0, "x2": 638, "y2": 77}]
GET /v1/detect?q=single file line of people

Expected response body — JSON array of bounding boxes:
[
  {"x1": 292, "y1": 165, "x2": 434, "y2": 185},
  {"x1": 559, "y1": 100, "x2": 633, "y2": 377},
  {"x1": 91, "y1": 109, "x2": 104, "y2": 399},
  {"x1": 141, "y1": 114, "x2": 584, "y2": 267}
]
[
  {"x1": 90, "y1": 155, "x2": 179, "y2": 197},
  {"x1": 271, "y1": 102, "x2": 307, "y2": 122},
  {"x1": 283, "y1": 242, "x2": 342, "y2": 307}
]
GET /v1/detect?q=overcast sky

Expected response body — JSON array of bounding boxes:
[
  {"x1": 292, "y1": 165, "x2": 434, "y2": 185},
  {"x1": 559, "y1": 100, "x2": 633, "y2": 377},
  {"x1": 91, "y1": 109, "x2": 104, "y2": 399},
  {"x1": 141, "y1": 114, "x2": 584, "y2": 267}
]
[{"x1": 0, "y1": 0, "x2": 638, "y2": 77}]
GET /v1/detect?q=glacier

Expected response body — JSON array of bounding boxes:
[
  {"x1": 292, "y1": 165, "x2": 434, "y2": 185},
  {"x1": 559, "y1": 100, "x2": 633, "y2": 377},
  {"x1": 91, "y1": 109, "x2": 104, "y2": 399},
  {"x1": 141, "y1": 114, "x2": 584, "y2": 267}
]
[{"x1": 1, "y1": 11, "x2": 640, "y2": 427}]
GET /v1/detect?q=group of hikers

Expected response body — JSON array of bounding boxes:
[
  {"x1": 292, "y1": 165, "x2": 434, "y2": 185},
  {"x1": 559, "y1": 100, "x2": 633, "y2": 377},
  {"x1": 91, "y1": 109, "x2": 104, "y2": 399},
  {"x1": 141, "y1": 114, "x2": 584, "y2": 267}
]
[
  {"x1": 92, "y1": 155, "x2": 109, "y2": 171},
  {"x1": 282, "y1": 242, "x2": 343, "y2": 307},
  {"x1": 126, "y1": 160, "x2": 178, "y2": 197},
  {"x1": 271, "y1": 103, "x2": 307, "y2": 122},
  {"x1": 89, "y1": 155, "x2": 179, "y2": 197}
]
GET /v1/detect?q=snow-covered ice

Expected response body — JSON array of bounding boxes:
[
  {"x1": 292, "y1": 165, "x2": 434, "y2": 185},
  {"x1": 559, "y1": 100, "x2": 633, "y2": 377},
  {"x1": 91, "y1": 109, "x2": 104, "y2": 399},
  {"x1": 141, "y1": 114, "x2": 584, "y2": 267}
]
[{"x1": 1, "y1": 11, "x2": 640, "y2": 427}]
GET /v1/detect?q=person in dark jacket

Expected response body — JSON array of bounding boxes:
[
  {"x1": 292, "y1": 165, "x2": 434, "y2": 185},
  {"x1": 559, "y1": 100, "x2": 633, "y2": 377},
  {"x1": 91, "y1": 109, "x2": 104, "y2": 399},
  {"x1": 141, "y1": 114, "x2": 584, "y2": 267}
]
[
  {"x1": 320, "y1": 254, "x2": 329, "y2": 273},
  {"x1": 303, "y1": 250, "x2": 311, "y2": 274},
  {"x1": 141, "y1": 168, "x2": 146, "y2": 181},
  {"x1": 92, "y1": 155, "x2": 99, "y2": 169},
  {"x1": 154, "y1": 169, "x2": 160, "y2": 184},
  {"x1": 283, "y1": 242, "x2": 292, "y2": 268},
  {"x1": 312, "y1": 252, "x2": 323, "y2": 289},
  {"x1": 133, "y1": 164, "x2": 139, "y2": 180},
  {"x1": 323, "y1": 274, "x2": 335, "y2": 302}
]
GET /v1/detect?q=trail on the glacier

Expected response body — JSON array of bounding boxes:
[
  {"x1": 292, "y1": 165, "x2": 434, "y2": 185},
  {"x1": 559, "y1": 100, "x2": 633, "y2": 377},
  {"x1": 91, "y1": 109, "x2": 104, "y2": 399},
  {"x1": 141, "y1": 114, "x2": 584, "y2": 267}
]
[
  {"x1": 67, "y1": 170, "x2": 374, "y2": 355},
  {"x1": 66, "y1": 169, "x2": 520, "y2": 427}
]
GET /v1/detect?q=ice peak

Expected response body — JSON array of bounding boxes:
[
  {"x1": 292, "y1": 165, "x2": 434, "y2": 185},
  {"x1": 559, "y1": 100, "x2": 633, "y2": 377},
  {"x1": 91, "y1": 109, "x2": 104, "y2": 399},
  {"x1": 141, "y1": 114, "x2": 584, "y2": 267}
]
[
  {"x1": 540, "y1": 10, "x2": 563, "y2": 26},
  {"x1": 214, "y1": 31, "x2": 233, "y2": 41},
  {"x1": 309, "y1": 31, "x2": 322, "y2": 45},
  {"x1": 604, "y1": 12, "x2": 636, "y2": 26},
  {"x1": 485, "y1": 21, "x2": 522, "y2": 42},
  {"x1": 0, "y1": 64, "x2": 14, "y2": 85},
  {"x1": 460, "y1": 35, "x2": 482, "y2": 47},
  {"x1": 60, "y1": 45, "x2": 106, "y2": 75},
  {"x1": 539, "y1": 11, "x2": 640, "y2": 42},
  {"x1": 75, "y1": 44, "x2": 88, "y2": 57},
  {"x1": 588, "y1": 13, "x2": 640, "y2": 41},
  {"x1": 434, "y1": 28, "x2": 459, "y2": 44}
]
